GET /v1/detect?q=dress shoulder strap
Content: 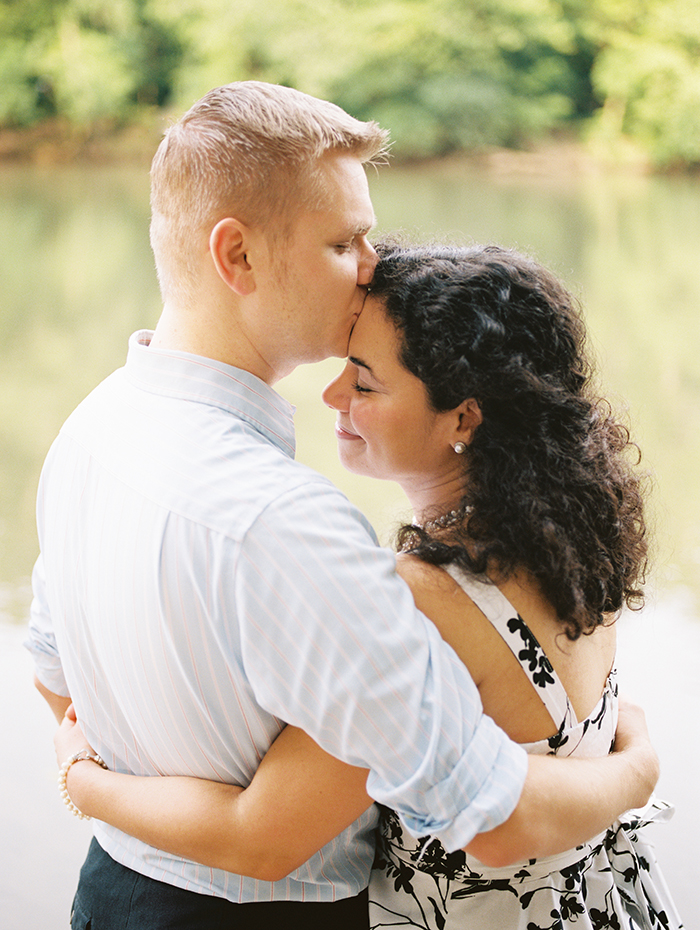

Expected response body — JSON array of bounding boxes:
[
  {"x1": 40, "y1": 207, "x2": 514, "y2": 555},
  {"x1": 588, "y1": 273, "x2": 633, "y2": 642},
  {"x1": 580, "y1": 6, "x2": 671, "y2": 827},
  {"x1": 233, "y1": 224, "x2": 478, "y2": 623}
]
[{"x1": 443, "y1": 564, "x2": 577, "y2": 730}]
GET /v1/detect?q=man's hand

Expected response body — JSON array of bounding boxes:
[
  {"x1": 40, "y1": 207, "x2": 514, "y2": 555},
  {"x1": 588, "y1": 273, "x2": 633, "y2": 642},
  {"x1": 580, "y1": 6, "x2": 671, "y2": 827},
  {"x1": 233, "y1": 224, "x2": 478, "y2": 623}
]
[
  {"x1": 465, "y1": 695, "x2": 660, "y2": 867},
  {"x1": 613, "y1": 697, "x2": 660, "y2": 809}
]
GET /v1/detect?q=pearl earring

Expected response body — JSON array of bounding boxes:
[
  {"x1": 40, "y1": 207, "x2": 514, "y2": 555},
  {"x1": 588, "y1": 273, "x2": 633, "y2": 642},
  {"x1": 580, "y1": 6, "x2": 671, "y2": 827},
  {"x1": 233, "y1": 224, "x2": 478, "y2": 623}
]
[{"x1": 453, "y1": 442, "x2": 467, "y2": 454}]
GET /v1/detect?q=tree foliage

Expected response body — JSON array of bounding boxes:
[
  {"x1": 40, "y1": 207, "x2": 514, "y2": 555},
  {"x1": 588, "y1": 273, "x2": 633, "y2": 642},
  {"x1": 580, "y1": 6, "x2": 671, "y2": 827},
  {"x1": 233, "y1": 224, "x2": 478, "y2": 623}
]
[{"x1": 0, "y1": 0, "x2": 698, "y2": 166}]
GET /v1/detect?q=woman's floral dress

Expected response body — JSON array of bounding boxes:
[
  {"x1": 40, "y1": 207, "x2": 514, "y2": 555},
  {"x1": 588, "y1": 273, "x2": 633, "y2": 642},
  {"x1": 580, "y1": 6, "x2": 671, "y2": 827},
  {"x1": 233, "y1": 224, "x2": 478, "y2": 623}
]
[{"x1": 368, "y1": 567, "x2": 683, "y2": 930}]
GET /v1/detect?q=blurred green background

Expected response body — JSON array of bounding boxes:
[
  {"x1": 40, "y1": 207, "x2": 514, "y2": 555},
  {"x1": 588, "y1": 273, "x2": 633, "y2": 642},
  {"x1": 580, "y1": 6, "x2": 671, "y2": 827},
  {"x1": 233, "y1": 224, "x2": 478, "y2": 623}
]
[
  {"x1": 2, "y1": 0, "x2": 700, "y2": 168},
  {"x1": 1, "y1": 3, "x2": 699, "y2": 927}
]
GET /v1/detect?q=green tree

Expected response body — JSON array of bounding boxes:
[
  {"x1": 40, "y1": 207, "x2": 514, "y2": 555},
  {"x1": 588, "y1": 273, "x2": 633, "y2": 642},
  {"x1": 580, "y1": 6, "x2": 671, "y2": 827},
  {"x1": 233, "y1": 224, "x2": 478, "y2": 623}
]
[
  {"x1": 0, "y1": 0, "x2": 66, "y2": 123},
  {"x1": 0, "y1": 0, "x2": 180, "y2": 125},
  {"x1": 144, "y1": 0, "x2": 586, "y2": 157},
  {"x1": 582, "y1": 0, "x2": 700, "y2": 165},
  {"x1": 1, "y1": 0, "x2": 699, "y2": 167}
]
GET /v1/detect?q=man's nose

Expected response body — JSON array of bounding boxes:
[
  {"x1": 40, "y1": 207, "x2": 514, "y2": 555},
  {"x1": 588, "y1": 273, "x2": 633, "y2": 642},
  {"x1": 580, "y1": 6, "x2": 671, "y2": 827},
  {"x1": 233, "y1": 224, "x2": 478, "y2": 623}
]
[{"x1": 357, "y1": 239, "x2": 378, "y2": 286}]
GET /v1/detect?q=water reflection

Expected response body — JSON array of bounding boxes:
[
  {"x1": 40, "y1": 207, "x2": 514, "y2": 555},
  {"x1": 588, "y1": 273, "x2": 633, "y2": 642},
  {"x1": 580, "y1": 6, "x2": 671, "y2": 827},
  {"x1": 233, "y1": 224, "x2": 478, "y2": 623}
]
[
  {"x1": 0, "y1": 165, "x2": 160, "y2": 604},
  {"x1": 1, "y1": 160, "x2": 699, "y2": 613}
]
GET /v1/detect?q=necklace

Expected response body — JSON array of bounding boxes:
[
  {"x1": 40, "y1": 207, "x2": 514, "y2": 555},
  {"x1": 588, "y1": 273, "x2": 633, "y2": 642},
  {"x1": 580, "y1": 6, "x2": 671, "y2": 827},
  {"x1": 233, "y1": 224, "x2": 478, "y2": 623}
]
[{"x1": 419, "y1": 509, "x2": 462, "y2": 533}]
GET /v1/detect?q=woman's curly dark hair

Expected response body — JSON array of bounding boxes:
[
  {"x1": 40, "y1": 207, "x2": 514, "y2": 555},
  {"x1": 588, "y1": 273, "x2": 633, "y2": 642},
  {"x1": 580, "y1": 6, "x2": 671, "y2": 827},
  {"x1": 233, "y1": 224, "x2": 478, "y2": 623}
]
[{"x1": 370, "y1": 241, "x2": 648, "y2": 640}]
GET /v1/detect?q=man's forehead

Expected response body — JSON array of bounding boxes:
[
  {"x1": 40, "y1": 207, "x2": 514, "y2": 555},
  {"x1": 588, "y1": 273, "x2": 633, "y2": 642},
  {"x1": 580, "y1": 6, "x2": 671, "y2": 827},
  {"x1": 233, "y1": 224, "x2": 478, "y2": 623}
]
[{"x1": 315, "y1": 153, "x2": 375, "y2": 214}]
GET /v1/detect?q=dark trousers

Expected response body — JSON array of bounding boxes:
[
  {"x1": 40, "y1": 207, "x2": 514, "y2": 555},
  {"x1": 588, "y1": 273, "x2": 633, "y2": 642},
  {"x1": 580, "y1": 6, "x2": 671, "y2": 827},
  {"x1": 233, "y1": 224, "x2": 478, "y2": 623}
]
[{"x1": 71, "y1": 837, "x2": 370, "y2": 929}]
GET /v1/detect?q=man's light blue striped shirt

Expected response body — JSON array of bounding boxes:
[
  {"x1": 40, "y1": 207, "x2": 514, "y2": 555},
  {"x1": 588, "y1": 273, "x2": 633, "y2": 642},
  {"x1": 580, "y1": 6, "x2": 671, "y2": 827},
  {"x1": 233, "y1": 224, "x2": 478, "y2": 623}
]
[{"x1": 27, "y1": 331, "x2": 527, "y2": 903}]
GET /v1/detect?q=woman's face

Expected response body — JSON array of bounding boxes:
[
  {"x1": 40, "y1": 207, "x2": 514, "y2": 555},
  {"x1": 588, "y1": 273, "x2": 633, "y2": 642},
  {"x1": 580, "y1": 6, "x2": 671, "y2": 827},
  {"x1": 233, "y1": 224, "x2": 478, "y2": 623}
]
[{"x1": 321, "y1": 297, "x2": 464, "y2": 493}]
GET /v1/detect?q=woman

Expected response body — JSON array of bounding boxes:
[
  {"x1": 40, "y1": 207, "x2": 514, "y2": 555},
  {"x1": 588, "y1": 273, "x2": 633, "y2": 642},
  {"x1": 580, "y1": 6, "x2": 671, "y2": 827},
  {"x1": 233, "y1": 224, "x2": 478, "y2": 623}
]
[{"x1": 56, "y1": 243, "x2": 682, "y2": 928}]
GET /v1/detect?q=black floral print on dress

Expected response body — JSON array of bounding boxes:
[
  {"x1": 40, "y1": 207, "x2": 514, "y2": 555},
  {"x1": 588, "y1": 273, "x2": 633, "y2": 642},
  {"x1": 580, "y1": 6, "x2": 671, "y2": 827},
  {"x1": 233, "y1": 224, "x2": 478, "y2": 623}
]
[
  {"x1": 507, "y1": 613, "x2": 556, "y2": 689},
  {"x1": 368, "y1": 571, "x2": 684, "y2": 930}
]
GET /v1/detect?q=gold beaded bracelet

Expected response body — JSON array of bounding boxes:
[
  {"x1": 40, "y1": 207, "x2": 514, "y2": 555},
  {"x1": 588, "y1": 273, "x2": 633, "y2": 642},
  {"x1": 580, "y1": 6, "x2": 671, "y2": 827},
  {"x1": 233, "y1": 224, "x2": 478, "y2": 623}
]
[{"x1": 58, "y1": 749, "x2": 108, "y2": 820}]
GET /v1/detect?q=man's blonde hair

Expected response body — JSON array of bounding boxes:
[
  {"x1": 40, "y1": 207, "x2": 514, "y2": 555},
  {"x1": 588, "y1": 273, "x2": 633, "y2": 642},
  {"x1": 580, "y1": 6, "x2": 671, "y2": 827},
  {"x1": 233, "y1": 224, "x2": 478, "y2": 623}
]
[{"x1": 150, "y1": 81, "x2": 390, "y2": 304}]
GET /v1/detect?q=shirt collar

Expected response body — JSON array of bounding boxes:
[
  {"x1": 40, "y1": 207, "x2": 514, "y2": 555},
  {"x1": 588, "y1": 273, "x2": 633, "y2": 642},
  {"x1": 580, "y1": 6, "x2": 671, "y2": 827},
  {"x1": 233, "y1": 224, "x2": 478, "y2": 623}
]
[{"x1": 124, "y1": 330, "x2": 296, "y2": 458}]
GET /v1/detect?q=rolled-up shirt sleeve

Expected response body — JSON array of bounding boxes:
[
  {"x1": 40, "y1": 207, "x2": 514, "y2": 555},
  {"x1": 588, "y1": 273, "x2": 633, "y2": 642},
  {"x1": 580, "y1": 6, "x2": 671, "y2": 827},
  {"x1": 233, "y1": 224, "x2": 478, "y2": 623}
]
[
  {"x1": 234, "y1": 482, "x2": 528, "y2": 852},
  {"x1": 26, "y1": 552, "x2": 70, "y2": 698}
]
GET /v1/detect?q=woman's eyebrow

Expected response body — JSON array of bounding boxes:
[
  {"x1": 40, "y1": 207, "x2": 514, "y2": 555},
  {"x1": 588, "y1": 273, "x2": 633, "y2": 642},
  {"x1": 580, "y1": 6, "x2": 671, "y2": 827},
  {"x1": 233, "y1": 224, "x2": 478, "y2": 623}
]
[
  {"x1": 349, "y1": 356, "x2": 385, "y2": 385},
  {"x1": 349, "y1": 355, "x2": 372, "y2": 373}
]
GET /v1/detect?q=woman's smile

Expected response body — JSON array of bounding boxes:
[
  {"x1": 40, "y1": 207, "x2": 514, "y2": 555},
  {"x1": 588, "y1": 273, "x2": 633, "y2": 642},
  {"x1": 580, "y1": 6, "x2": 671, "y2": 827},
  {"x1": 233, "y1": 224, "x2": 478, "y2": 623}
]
[{"x1": 334, "y1": 422, "x2": 363, "y2": 441}]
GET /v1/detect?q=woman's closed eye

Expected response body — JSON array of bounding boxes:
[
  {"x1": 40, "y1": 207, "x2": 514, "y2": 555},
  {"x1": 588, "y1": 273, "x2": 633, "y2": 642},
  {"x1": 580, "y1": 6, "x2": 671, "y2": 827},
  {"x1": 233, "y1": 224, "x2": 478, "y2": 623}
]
[{"x1": 352, "y1": 381, "x2": 373, "y2": 394}]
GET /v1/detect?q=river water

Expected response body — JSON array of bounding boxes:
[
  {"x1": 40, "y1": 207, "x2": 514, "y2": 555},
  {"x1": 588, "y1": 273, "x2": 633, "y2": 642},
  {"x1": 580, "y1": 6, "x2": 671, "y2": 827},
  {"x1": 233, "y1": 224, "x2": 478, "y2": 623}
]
[{"x1": 1, "y1": 158, "x2": 698, "y2": 927}]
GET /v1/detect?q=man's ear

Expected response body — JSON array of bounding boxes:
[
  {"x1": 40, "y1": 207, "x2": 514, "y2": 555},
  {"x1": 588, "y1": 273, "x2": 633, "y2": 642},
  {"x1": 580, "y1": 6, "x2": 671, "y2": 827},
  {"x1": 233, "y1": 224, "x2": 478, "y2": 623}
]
[
  {"x1": 209, "y1": 218, "x2": 257, "y2": 296},
  {"x1": 454, "y1": 398, "x2": 483, "y2": 447}
]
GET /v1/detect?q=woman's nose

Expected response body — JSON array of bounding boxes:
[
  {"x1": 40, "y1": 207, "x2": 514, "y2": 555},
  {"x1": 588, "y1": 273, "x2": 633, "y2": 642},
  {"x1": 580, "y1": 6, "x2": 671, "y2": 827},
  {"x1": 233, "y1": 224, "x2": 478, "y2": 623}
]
[{"x1": 322, "y1": 366, "x2": 351, "y2": 411}]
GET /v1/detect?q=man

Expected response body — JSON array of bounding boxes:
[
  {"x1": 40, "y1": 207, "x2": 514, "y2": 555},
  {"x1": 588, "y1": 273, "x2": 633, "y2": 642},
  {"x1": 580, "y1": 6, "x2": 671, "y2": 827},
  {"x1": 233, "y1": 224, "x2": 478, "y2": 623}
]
[{"x1": 28, "y1": 82, "x2": 657, "y2": 928}]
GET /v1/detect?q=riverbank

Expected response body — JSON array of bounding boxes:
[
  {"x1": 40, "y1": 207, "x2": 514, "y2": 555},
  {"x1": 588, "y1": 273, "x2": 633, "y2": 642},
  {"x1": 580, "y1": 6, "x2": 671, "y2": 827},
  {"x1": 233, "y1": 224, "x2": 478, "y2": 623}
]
[
  {"x1": 0, "y1": 117, "x2": 165, "y2": 166},
  {"x1": 0, "y1": 116, "x2": 665, "y2": 179}
]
